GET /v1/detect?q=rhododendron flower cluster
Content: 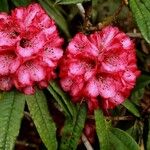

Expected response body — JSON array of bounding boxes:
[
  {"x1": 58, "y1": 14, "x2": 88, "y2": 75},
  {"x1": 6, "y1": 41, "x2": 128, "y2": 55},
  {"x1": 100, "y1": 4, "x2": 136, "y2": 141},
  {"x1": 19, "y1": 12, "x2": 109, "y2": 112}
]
[
  {"x1": 60, "y1": 26, "x2": 140, "y2": 110},
  {"x1": 0, "y1": 3, "x2": 63, "y2": 94}
]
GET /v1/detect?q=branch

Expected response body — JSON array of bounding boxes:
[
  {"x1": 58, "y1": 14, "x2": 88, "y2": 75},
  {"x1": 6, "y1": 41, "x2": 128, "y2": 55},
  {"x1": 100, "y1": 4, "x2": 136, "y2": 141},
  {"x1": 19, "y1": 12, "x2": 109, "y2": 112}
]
[{"x1": 88, "y1": 115, "x2": 135, "y2": 121}]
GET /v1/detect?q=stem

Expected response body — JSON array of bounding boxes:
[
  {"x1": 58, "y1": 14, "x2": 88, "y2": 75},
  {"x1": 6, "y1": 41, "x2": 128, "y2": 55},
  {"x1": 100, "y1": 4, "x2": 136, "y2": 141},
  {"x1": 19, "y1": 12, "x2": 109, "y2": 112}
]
[
  {"x1": 77, "y1": 3, "x2": 85, "y2": 18},
  {"x1": 82, "y1": 134, "x2": 94, "y2": 150}
]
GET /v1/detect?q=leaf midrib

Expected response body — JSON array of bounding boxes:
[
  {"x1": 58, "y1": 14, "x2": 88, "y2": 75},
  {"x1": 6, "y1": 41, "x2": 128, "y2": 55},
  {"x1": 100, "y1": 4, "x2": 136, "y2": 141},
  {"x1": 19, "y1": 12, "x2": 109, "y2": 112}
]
[{"x1": 34, "y1": 92, "x2": 52, "y2": 140}]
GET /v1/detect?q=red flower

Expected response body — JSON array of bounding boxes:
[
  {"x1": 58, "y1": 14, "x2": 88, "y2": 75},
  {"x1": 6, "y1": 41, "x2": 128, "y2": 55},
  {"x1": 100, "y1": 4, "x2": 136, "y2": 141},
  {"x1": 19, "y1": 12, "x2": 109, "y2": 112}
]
[
  {"x1": 0, "y1": 3, "x2": 63, "y2": 94},
  {"x1": 60, "y1": 26, "x2": 140, "y2": 111}
]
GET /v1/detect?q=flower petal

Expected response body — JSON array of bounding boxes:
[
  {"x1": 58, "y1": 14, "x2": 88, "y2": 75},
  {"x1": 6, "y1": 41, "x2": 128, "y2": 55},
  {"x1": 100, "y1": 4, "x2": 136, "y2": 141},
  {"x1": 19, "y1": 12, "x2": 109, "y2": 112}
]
[
  {"x1": 0, "y1": 76, "x2": 13, "y2": 91},
  {"x1": 60, "y1": 77, "x2": 73, "y2": 91},
  {"x1": 17, "y1": 67, "x2": 31, "y2": 85},
  {"x1": 30, "y1": 65, "x2": 45, "y2": 81},
  {"x1": 97, "y1": 77, "x2": 116, "y2": 98},
  {"x1": 86, "y1": 78, "x2": 99, "y2": 97},
  {"x1": 69, "y1": 62, "x2": 85, "y2": 75},
  {"x1": 68, "y1": 33, "x2": 99, "y2": 57},
  {"x1": 43, "y1": 47, "x2": 63, "y2": 60},
  {"x1": 101, "y1": 53, "x2": 127, "y2": 73},
  {"x1": 23, "y1": 86, "x2": 35, "y2": 95}
]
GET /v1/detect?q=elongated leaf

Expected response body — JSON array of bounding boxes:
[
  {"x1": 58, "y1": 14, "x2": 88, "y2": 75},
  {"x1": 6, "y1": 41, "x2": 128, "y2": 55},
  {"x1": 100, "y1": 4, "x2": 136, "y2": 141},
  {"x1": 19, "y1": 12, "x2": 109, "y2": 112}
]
[
  {"x1": 109, "y1": 128, "x2": 139, "y2": 150},
  {"x1": 0, "y1": 0, "x2": 8, "y2": 12},
  {"x1": 60, "y1": 104, "x2": 87, "y2": 150},
  {"x1": 38, "y1": 0, "x2": 70, "y2": 37},
  {"x1": 95, "y1": 109, "x2": 139, "y2": 150},
  {"x1": 0, "y1": 91, "x2": 25, "y2": 150},
  {"x1": 26, "y1": 90, "x2": 57, "y2": 150},
  {"x1": 47, "y1": 85, "x2": 72, "y2": 117},
  {"x1": 141, "y1": 0, "x2": 150, "y2": 12},
  {"x1": 49, "y1": 80, "x2": 75, "y2": 117},
  {"x1": 95, "y1": 109, "x2": 111, "y2": 150},
  {"x1": 11, "y1": 0, "x2": 32, "y2": 6},
  {"x1": 130, "y1": 0, "x2": 150, "y2": 43},
  {"x1": 55, "y1": 0, "x2": 90, "y2": 5},
  {"x1": 122, "y1": 100, "x2": 140, "y2": 117}
]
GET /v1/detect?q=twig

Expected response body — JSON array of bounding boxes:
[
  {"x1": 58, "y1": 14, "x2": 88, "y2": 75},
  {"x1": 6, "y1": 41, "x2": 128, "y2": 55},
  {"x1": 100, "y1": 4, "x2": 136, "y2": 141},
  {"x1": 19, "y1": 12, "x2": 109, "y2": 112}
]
[
  {"x1": 82, "y1": 134, "x2": 94, "y2": 150},
  {"x1": 24, "y1": 111, "x2": 31, "y2": 120},
  {"x1": 83, "y1": 4, "x2": 93, "y2": 31},
  {"x1": 106, "y1": 116, "x2": 135, "y2": 121},
  {"x1": 123, "y1": 0, "x2": 129, "y2": 5},
  {"x1": 141, "y1": 40, "x2": 149, "y2": 54},
  {"x1": 140, "y1": 139, "x2": 145, "y2": 150},
  {"x1": 16, "y1": 141, "x2": 38, "y2": 149},
  {"x1": 126, "y1": 32, "x2": 142, "y2": 38},
  {"x1": 88, "y1": 115, "x2": 135, "y2": 121},
  {"x1": 77, "y1": 3, "x2": 85, "y2": 18}
]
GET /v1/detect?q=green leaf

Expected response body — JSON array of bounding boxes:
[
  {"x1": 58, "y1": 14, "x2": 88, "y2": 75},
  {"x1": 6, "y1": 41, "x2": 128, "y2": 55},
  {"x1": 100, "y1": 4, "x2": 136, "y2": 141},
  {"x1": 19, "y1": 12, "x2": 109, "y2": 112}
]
[
  {"x1": 130, "y1": 0, "x2": 150, "y2": 43},
  {"x1": 95, "y1": 109, "x2": 140, "y2": 150},
  {"x1": 55, "y1": 0, "x2": 90, "y2": 5},
  {"x1": 11, "y1": 0, "x2": 32, "y2": 6},
  {"x1": 109, "y1": 128, "x2": 140, "y2": 150},
  {"x1": 141, "y1": 0, "x2": 150, "y2": 11},
  {"x1": 38, "y1": 0, "x2": 70, "y2": 37},
  {"x1": 60, "y1": 104, "x2": 87, "y2": 150},
  {"x1": 26, "y1": 90, "x2": 57, "y2": 150},
  {"x1": 0, "y1": 0, "x2": 9, "y2": 12},
  {"x1": 122, "y1": 100, "x2": 140, "y2": 117},
  {"x1": 0, "y1": 91, "x2": 25, "y2": 150},
  {"x1": 147, "y1": 117, "x2": 150, "y2": 150},
  {"x1": 47, "y1": 85, "x2": 72, "y2": 117},
  {"x1": 133, "y1": 74, "x2": 150, "y2": 92},
  {"x1": 95, "y1": 109, "x2": 111, "y2": 150},
  {"x1": 49, "y1": 80, "x2": 75, "y2": 117}
]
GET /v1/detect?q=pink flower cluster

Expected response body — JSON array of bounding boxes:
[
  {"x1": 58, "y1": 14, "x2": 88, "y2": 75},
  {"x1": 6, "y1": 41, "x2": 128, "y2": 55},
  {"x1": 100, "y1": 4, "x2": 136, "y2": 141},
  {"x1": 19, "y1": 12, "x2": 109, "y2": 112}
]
[
  {"x1": 0, "y1": 3, "x2": 63, "y2": 94},
  {"x1": 0, "y1": 3, "x2": 140, "y2": 110},
  {"x1": 59, "y1": 26, "x2": 140, "y2": 111}
]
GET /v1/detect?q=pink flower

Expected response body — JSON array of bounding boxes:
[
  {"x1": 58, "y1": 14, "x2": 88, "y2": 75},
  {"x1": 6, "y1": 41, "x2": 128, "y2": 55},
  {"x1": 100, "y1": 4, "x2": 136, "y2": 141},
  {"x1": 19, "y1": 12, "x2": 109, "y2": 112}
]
[
  {"x1": 60, "y1": 26, "x2": 140, "y2": 111},
  {"x1": 0, "y1": 3, "x2": 63, "y2": 94}
]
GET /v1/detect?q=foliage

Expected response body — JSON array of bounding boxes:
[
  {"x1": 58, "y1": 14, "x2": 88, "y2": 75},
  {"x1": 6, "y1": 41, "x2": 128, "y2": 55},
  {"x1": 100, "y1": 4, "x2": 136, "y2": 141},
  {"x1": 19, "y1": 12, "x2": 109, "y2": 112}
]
[
  {"x1": 26, "y1": 90, "x2": 57, "y2": 150},
  {"x1": 129, "y1": 0, "x2": 150, "y2": 43},
  {"x1": 95, "y1": 109, "x2": 140, "y2": 150},
  {"x1": 0, "y1": 91, "x2": 25, "y2": 150},
  {"x1": 0, "y1": 0, "x2": 150, "y2": 149}
]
